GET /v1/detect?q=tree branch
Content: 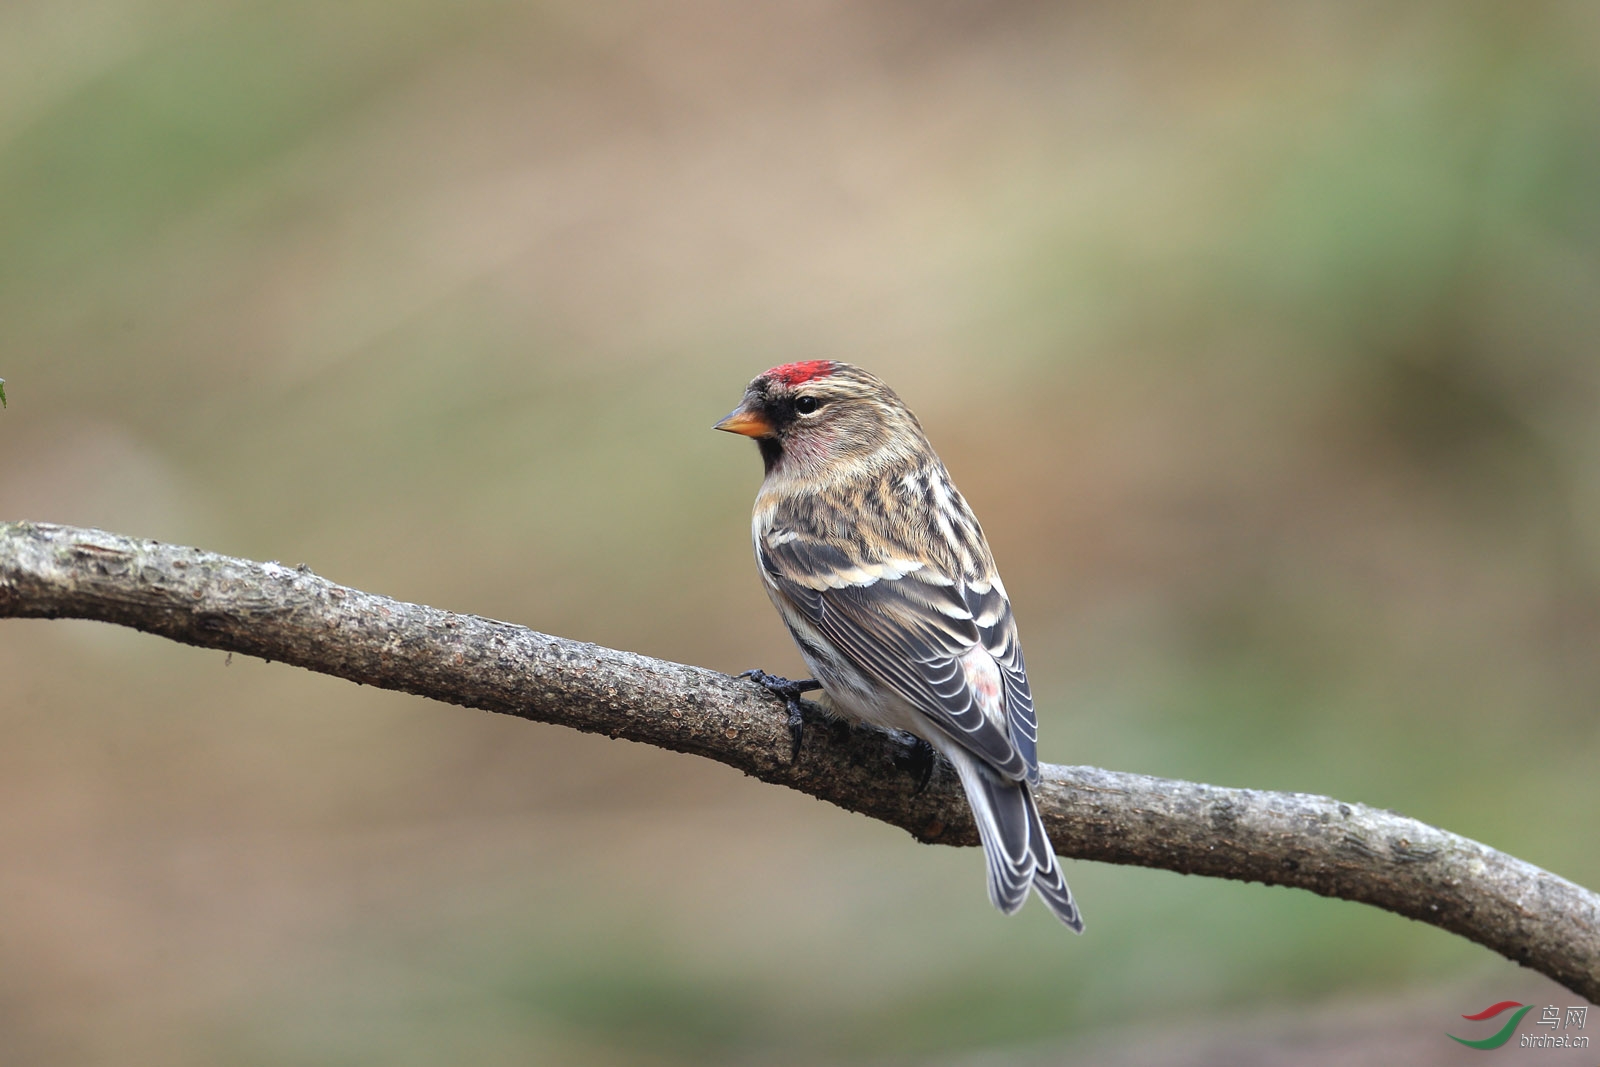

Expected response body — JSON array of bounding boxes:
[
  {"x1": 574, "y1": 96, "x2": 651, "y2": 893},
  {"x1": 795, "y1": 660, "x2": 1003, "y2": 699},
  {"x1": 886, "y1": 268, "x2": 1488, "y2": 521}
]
[{"x1": 2, "y1": 521, "x2": 1596, "y2": 1000}]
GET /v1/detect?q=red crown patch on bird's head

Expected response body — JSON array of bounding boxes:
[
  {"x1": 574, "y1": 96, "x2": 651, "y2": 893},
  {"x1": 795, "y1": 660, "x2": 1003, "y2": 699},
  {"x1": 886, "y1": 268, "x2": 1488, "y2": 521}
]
[{"x1": 767, "y1": 360, "x2": 836, "y2": 386}]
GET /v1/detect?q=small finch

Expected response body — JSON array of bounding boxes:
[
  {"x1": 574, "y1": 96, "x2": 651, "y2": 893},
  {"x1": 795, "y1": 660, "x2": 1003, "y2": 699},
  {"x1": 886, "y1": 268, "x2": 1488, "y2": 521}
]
[{"x1": 715, "y1": 360, "x2": 1082, "y2": 930}]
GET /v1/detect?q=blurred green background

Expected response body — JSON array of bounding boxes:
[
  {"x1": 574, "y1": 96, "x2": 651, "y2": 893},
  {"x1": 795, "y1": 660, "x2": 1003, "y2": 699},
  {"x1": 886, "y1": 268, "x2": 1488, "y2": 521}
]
[{"x1": 3, "y1": 2, "x2": 1598, "y2": 1064}]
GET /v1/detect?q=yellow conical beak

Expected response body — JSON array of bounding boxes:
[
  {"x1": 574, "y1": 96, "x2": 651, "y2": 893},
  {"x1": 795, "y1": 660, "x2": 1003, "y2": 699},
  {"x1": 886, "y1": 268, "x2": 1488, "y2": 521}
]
[{"x1": 713, "y1": 402, "x2": 774, "y2": 438}]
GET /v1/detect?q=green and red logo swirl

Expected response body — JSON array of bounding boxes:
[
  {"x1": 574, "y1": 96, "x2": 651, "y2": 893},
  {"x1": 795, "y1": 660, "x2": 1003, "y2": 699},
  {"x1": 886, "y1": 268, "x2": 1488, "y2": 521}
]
[{"x1": 1448, "y1": 1001, "x2": 1535, "y2": 1050}]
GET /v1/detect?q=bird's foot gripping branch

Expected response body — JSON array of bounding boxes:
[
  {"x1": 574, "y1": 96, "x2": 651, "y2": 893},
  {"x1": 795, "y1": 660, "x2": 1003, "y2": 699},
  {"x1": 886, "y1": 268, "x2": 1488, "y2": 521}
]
[{"x1": 1, "y1": 520, "x2": 1597, "y2": 1000}]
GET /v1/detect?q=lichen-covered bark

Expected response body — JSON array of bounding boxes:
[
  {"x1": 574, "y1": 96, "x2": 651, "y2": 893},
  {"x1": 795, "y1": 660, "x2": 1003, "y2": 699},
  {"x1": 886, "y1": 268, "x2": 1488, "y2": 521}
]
[{"x1": 2, "y1": 521, "x2": 1596, "y2": 1001}]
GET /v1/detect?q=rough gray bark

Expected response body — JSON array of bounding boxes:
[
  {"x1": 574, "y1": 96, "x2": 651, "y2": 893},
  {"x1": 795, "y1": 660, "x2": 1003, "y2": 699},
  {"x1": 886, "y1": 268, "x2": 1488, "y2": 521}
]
[{"x1": 2, "y1": 520, "x2": 1596, "y2": 1001}]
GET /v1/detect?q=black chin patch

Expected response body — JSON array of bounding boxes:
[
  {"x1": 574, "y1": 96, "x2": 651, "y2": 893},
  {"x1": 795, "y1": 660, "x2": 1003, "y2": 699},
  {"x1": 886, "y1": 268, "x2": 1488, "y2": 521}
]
[{"x1": 758, "y1": 436, "x2": 784, "y2": 474}]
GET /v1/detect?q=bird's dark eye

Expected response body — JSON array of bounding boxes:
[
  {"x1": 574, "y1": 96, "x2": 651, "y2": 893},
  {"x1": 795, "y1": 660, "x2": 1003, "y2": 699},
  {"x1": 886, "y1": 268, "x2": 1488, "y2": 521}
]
[{"x1": 794, "y1": 396, "x2": 822, "y2": 415}]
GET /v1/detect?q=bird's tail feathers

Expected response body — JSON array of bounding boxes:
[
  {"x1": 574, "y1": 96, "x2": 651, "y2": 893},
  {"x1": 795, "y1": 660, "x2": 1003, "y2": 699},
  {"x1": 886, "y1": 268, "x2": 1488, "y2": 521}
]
[{"x1": 947, "y1": 748, "x2": 1084, "y2": 932}]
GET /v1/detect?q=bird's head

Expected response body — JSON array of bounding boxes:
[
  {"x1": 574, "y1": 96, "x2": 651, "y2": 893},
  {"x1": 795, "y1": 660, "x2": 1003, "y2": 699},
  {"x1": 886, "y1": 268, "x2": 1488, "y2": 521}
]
[{"x1": 714, "y1": 361, "x2": 926, "y2": 477}]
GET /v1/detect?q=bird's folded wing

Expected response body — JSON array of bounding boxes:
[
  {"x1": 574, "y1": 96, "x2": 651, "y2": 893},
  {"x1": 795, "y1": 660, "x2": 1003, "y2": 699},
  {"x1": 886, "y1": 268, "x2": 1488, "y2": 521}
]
[{"x1": 760, "y1": 534, "x2": 1038, "y2": 783}]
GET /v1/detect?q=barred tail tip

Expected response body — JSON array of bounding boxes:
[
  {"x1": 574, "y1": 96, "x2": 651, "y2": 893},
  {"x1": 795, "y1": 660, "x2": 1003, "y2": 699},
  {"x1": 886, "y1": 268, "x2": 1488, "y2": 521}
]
[{"x1": 949, "y1": 748, "x2": 1085, "y2": 933}]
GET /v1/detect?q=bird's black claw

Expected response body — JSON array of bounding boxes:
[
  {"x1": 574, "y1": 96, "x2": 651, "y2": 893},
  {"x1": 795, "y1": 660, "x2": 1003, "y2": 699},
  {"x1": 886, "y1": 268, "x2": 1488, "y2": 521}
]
[
  {"x1": 892, "y1": 731, "x2": 938, "y2": 794},
  {"x1": 738, "y1": 669, "x2": 822, "y2": 763}
]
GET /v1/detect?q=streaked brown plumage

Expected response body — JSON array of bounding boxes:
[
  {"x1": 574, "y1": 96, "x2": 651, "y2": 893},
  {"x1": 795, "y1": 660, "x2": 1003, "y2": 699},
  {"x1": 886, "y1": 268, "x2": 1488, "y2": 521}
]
[{"x1": 716, "y1": 361, "x2": 1082, "y2": 930}]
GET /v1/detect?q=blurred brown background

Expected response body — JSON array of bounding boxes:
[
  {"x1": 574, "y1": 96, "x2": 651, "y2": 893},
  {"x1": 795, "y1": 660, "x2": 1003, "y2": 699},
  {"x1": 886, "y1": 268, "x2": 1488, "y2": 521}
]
[{"x1": 3, "y1": 2, "x2": 1598, "y2": 1064}]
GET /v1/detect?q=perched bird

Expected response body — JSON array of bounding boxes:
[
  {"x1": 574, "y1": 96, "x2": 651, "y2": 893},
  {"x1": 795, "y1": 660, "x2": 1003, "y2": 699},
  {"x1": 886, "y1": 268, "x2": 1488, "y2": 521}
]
[{"x1": 714, "y1": 360, "x2": 1083, "y2": 930}]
